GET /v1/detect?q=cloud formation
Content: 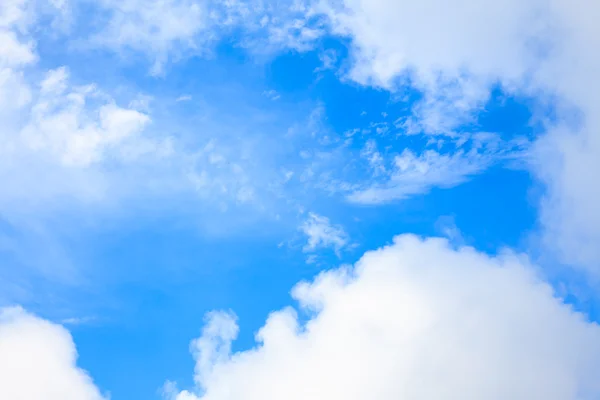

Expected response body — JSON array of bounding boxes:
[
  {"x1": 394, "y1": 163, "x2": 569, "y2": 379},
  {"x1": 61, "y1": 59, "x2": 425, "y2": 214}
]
[
  {"x1": 348, "y1": 144, "x2": 497, "y2": 204},
  {"x1": 0, "y1": 307, "x2": 105, "y2": 400},
  {"x1": 312, "y1": 0, "x2": 600, "y2": 273},
  {"x1": 300, "y1": 212, "x2": 349, "y2": 255},
  {"x1": 0, "y1": 0, "x2": 176, "y2": 213},
  {"x1": 91, "y1": 0, "x2": 207, "y2": 75},
  {"x1": 87, "y1": 0, "x2": 325, "y2": 74},
  {"x1": 167, "y1": 235, "x2": 600, "y2": 400}
]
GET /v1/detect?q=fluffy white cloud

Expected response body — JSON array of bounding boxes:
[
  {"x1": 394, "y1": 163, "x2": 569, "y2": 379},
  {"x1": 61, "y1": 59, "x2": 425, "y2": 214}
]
[
  {"x1": 317, "y1": 0, "x2": 537, "y2": 125},
  {"x1": 168, "y1": 235, "x2": 600, "y2": 400},
  {"x1": 0, "y1": 307, "x2": 105, "y2": 400}
]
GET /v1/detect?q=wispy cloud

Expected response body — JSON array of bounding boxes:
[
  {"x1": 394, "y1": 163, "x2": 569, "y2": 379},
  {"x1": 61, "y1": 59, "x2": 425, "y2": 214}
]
[
  {"x1": 61, "y1": 316, "x2": 97, "y2": 326},
  {"x1": 347, "y1": 147, "x2": 492, "y2": 204},
  {"x1": 263, "y1": 90, "x2": 281, "y2": 101},
  {"x1": 83, "y1": 0, "x2": 326, "y2": 74},
  {"x1": 300, "y1": 212, "x2": 348, "y2": 256},
  {"x1": 176, "y1": 94, "x2": 192, "y2": 102}
]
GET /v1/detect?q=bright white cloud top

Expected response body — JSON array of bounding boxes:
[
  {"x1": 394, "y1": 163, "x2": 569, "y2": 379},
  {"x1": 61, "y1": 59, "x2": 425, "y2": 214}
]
[{"x1": 168, "y1": 236, "x2": 600, "y2": 400}]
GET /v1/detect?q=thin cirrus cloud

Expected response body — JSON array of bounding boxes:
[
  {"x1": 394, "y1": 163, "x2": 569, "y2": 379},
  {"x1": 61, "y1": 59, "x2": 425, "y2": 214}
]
[{"x1": 347, "y1": 146, "x2": 497, "y2": 205}]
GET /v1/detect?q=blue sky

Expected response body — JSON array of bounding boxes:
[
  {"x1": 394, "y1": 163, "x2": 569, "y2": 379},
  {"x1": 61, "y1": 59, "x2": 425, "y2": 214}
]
[{"x1": 1, "y1": 1, "x2": 600, "y2": 399}]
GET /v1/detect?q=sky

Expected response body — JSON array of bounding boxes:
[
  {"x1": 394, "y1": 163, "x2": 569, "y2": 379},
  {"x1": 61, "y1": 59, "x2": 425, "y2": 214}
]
[{"x1": 1, "y1": 0, "x2": 600, "y2": 399}]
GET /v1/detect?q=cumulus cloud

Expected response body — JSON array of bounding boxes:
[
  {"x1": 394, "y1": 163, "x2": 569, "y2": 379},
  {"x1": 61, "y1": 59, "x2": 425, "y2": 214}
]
[
  {"x1": 0, "y1": 307, "x2": 105, "y2": 400},
  {"x1": 166, "y1": 235, "x2": 600, "y2": 400}
]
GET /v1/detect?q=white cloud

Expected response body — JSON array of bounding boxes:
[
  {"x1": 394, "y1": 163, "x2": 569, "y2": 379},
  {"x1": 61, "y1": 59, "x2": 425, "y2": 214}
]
[
  {"x1": 91, "y1": 0, "x2": 207, "y2": 75},
  {"x1": 166, "y1": 235, "x2": 600, "y2": 400},
  {"x1": 60, "y1": 316, "x2": 97, "y2": 326},
  {"x1": 320, "y1": 0, "x2": 536, "y2": 89},
  {"x1": 0, "y1": 0, "x2": 32, "y2": 31},
  {"x1": 348, "y1": 147, "x2": 491, "y2": 204},
  {"x1": 344, "y1": 131, "x2": 525, "y2": 205},
  {"x1": 397, "y1": 75, "x2": 493, "y2": 136},
  {"x1": 435, "y1": 215, "x2": 465, "y2": 246},
  {"x1": 86, "y1": 0, "x2": 325, "y2": 74},
  {"x1": 262, "y1": 90, "x2": 280, "y2": 101},
  {"x1": 315, "y1": 48, "x2": 337, "y2": 72},
  {"x1": 527, "y1": 0, "x2": 600, "y2": 275},
  {"x1": 190, "y1": 311, "x2": 239, "y2": 388},
  {"x1": 310, "y1": 0, "x2": 600, "y2": 273},
  {"x1": 0, "y1": 2, "x2": 180, "y2": 213},
  {"x1": 0, "y1": 65, "x2": 173, "y2": 210},
  {"x1": 359, "y1": 139, "x2": 386, "y2": 177},
  {"x1": 0, "y1": 307, "x2": 105, "y2": 400},
  {"x1": 284, "y1": 101, "x2": 527, "y2": 207},
  {"x1": 176, "y1": 94, "x2": 192, "y2": 102},
  {"x1": 312, "y1": 0, "x2": 530, "y2": 137},
  {"x1": 0, "y1": 0, "x2": 305, "y2": 225},
  {"x1": 0, "y1": 30, "x2": 36, "y2": 67},
  {"x1": 300, "y1": 212, "x2": 348, "y2": 255},
  {"x1": 21, "y1": 67, "x2": 152, "y2": 167}
]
